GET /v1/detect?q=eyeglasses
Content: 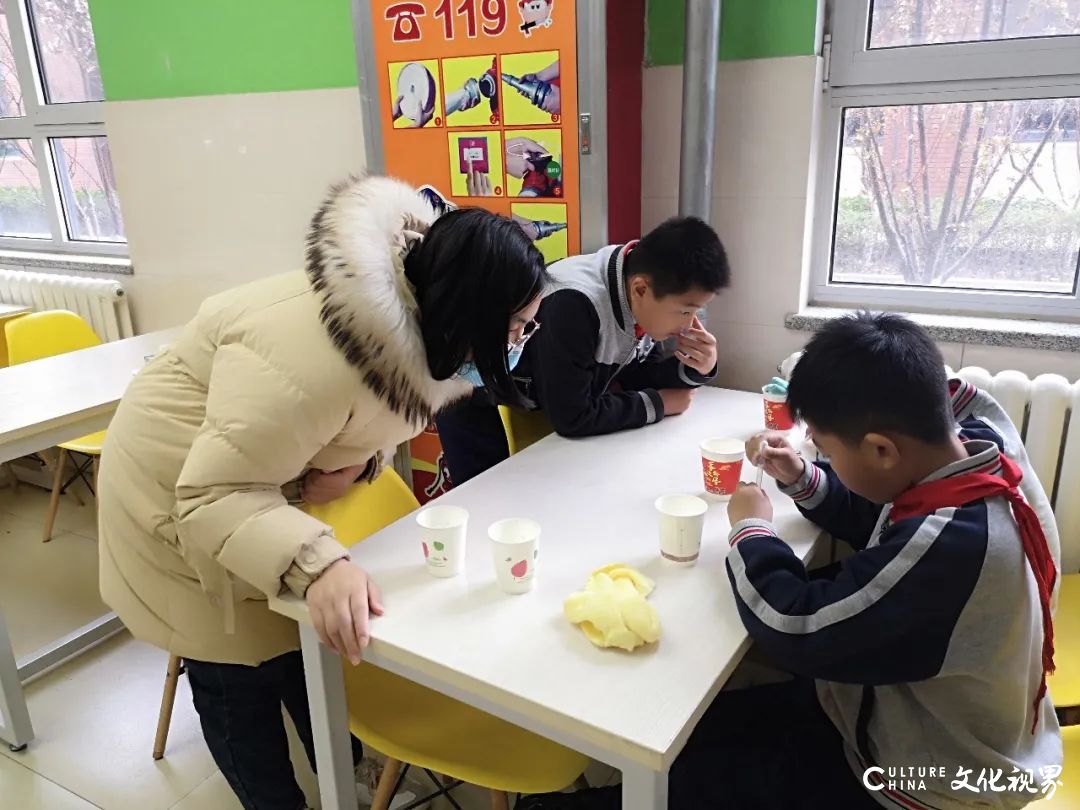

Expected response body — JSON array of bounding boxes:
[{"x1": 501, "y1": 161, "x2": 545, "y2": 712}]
[{"x1": 509, "y1": 319, "x2": 541, "y2": 350}]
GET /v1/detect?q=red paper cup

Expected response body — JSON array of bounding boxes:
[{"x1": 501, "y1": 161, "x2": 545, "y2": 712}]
[
  {"x1": 763, "y1": 391, "x2": 794, "y2": 431},
  {"x1": 700, "y1": 438, "x2": 744, "y2": 500}
]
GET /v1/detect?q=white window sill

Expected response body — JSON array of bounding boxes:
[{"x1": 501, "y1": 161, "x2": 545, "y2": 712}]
[
  {"x1": 786, "y1": 307, "x2": 1080, "y2": 353},
  {"x1": 0, "y1": 249, "x2": 132, "y2": 276}
]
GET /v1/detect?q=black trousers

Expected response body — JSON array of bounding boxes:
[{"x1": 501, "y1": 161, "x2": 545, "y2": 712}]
[
  {"x1": 434, "y1": 388, "x2": 510, "y2": 486},
  {"x1": 185, "y1": 651, "x2": 364, "y2": 810},
  {"x1": 521, "y1": 678, "x2": 881, "y2": 810},
  {"x1": 666, "y1": 677, "x2": 882, "y2": 809}
]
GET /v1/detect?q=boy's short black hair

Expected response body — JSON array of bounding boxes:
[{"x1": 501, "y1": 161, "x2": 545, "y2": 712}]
[
  {"x1": 628, "y1": 216, "x2": 730, "y2": 298},
  {"x1": 787, "y1": 312, "x2": 953, "y2": 445}
]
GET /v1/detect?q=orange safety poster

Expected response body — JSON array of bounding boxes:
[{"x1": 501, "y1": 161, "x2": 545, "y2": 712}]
[{"x1": 370, "y1": 0, "x2": 580, "y2": 503}]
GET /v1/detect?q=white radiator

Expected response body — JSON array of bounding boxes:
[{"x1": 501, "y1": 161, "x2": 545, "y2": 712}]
[
  {"x1": 0, "y1": 268, "x2": 133, "y2": 342},
  {"x1": 948, "y1": 366, "x2": 1080, "y2": 575}
]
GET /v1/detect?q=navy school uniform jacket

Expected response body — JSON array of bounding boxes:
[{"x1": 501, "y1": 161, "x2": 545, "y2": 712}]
[
  {"x1": 513, "y1": 243, "x2": 716, "y2": 437},
  {"x1": 725, "y1": 380, "x2": 1063, "y2": 809}
]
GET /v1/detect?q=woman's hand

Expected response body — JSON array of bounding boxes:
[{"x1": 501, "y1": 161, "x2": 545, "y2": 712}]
[
  {"x1": 302, "y1": 464, "x2": 366, "y2": 505},
  {"x1": 306, "y1": 559, "x2": 384, "y2": 664}
]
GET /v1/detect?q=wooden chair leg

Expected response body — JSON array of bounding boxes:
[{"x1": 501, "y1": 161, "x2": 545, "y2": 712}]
[
  {"x1": 43, "y1": 448, "x2": 67, "y2": 542},
  {"x1": 371, "y1": 758, "x2": 404, "y2": 810},
  {"x1": 153, "y1": 654, "x2": 183, "y2": 760},
  {"x1": 489, "y1": 790, "x2": 511, "y2": 810}
]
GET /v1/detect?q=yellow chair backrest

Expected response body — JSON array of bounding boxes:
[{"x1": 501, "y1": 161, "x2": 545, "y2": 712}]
[
  {"x1": 5, "y1": 310, "x2": 101, "y2": 366},
  {"x1": 302, "y1": 469, "x2": 420, "y2": 545},
  {"x1": 498, "y1": 406, "x2": 554, "y2": 456}
]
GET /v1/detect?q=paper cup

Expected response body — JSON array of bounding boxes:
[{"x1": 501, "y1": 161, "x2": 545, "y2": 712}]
[
  {"x1": 763, "y1": 390, "x2": 795, "y2": 431},
  {"x1": 488, "y1": 518, "x2": 540, "y2": 594},
  {"x1": 700, "y1": 438, "x2": 744, "y2": 500},
  {"x1": 655, "y1": 494, "x2": 708, "y2": 565},
  {"x1": 416, "y1": 505, "x2": 468, "y2": 578}
]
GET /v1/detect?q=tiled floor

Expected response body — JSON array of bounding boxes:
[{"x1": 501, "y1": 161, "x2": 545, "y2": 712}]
[{"x1": 0, "y1": 483, "x2": 618, "y2": 809}]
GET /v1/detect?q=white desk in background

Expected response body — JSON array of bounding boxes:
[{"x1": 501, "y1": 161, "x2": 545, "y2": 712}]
[
  {"x1": 0, "y1": 328, "x2": 181, "y2": 751},
  {"x1": 271, "y1": 387, "x2": 826, "y2": 810}
]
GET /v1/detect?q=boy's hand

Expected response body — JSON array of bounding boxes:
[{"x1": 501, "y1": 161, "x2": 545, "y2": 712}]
[
  {"x1": 659, "y1": 388, "x2": 695, "y2": 416},
  {"x1": 747, "y1": 432, "x2": 805, "y2": 488},
  {"x1": 675, "y1": 316, "x2": 718, "y2": 376},
  {"x1": 728, "y1": 483, "x2": 773, "y2": 525}
]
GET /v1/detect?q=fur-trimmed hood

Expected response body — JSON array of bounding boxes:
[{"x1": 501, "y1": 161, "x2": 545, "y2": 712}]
[{"x1": 305, "y1": 174, "x2": 471, "y2": 426}]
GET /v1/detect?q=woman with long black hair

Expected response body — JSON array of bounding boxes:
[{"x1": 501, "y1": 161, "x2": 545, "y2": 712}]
[{"x1": 97, "y1": 174, "x2": 548, "y2": 810}]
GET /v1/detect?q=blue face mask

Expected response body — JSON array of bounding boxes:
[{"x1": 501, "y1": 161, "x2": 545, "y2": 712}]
[{"x1": 457, "y1": 344, "x2": 523, "y2": 388}]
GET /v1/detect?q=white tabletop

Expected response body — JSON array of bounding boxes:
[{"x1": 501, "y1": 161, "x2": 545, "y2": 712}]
[
  {"x1": 272, "y1": 387, "x2": 825, "y2": 772},
  {"x1": 0, "y1": 303, "x2": 31, "y2": 318},
  {"x1": 0, "y1": 327, "x2": 182, "y2": 463}
]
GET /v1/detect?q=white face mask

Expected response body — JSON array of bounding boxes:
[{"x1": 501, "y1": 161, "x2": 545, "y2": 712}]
[{"x1": 456, "y1": 343, "x2": 524, "y2": 388}]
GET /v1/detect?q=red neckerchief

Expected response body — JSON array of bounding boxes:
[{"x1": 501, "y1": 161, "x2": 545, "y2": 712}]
[{"x1": 890, "y1": 454, "x2": 1056, "y2": 733}]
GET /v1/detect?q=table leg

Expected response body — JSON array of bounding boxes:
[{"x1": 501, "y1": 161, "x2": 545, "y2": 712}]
[
  {"x1": 299, "y1": 623, "x2": 357, "y2": 810},
  {"x1": 621, "y1": 765, "x2": 668, "y2": 810},
  {"x1": 0, "y1": 609, "x2": 33, "y2": 751}
]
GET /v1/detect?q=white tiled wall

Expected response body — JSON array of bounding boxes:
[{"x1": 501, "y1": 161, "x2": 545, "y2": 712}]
[
  {"x1": 642, "y1": 57, "x2": 1080, "y2": 390},
  {"x1": 643, "y1": 58, "x2": 818, "y2": 391},
  {"x1": 104, "y1": 87, "x2": 367, "y2": 333}
]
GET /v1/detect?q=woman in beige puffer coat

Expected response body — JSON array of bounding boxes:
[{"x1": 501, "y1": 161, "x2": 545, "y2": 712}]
[{"x1": 97, "y1": 174, "x2": 548, "y2": 810}]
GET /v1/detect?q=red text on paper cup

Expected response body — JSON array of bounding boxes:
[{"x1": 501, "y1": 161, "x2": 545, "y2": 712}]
[
  {"x1": 764, "y1": 398, "x2": 794, "y2": 431},
  {"x1": 702, "y1": 458, "x2": 741, "y2": 497}
]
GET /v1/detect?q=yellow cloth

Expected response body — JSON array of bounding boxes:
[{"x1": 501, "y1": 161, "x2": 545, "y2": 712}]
[{"x1": 564, "y1": 564, "x2": 661, "y2": 651}]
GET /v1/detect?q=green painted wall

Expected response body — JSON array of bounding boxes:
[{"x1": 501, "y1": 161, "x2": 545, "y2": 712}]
[
  {"x1": 87, "y1": 1, "x2": 818, "y2": 101},
  {"x1": 646, "y1": 0, "x2": 818, "y2": 66},
  {"x1": 87, "y1": 0, "x2": 358, "y2": 101}
]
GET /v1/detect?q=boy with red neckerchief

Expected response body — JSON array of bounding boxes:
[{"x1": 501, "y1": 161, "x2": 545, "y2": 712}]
[{"x1": 720, "y1": 311, "x2": 1063, "y2": 809}]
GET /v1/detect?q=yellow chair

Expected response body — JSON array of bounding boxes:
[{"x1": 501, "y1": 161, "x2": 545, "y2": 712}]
[
  {"x1": 1051, "y1": 575, "x2": 1080, "y2": 711},
  {"x1": 5, "y1": 310, "x2": 107, "y2": 541},
  {"x1": 498, "y1": 405, "x2": 554, "y2": 456},
  {"x1": 306, "y1": 470, "x2": 590, "y2": 809}
]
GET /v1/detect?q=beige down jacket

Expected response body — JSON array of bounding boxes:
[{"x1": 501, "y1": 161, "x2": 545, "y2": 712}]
[{"x1": 98, "y1": 175, "x2": 470, "y2": 665}]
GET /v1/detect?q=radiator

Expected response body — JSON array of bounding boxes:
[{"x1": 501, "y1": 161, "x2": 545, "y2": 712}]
[
  {"x1": 948, "y1": 366, "x2": 1080, "y2": 575},
  {"x1": 0, "y1": 268, "x2": 133, "y2": 342}
]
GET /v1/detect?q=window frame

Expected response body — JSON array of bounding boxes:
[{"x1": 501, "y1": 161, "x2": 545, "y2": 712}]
[
  {"x1": 0, "y1": 0, "x2": 124, "y2": 256},
  {"x1": 811, "y1": 0, "x2": 1080, "y2": 319}
]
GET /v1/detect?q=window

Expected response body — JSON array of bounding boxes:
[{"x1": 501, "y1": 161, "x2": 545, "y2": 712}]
[
  {"x1": 0, "y1": 0, "x2": 125, "y2": 254},
  {"x1": 812, "y1": 0, "x2": 1080, "y2": 318}
]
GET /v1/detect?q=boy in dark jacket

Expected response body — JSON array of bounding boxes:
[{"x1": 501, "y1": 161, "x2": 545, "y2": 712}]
[{"x1": 436, "y1": 216, "x2": 730, "y2": 484}]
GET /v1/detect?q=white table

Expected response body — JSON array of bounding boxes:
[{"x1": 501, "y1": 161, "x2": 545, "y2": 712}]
[
  {"x1": 271, "y1": 387, "x2": 826, "y2": 810},
  {"x1": 0, "y1": 328, "x2": 182, "y2": 751}
]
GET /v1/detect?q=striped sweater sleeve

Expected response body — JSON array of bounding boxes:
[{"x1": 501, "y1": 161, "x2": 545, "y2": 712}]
[
  {"x1": 778, "y1": 460, "x2": 885, "y2": 551},
  {"x1": 724, "y1": 510, "x2": 985, "y2": 684}
]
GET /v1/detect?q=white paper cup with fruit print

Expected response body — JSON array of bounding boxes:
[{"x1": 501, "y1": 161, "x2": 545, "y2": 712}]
[
  {"x1": 488, "y1": 518, "x2": 540, "y2": 594},
  {"x1": 416, "y1": 505, "x2": 468, "y2": 578}
]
